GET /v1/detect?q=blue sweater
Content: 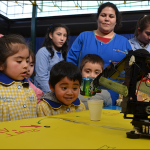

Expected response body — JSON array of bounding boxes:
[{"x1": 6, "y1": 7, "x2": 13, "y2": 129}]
[
  {"x1": 67, "y1": 31, "x2": 132, "y2": 68},
  {"x1": 34, "y1": 47, "x2": 64, "y2": 93},
  {"x1": 129, "y1": 37, "x2": 150, "y2": 52}
]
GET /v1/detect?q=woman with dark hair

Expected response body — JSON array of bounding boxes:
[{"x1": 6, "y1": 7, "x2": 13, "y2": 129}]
[
  {"x1": 67, "y1": 2, "x2": 131, "y2": 68},
  {"x1": 34, "y1": 23, "x2": 70, "y2": 93},
  {"x1": 66, "y1": 2, "x2": 132, "y2": 105}
]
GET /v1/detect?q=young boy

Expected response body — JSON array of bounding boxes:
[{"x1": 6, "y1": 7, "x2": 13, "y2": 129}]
[
  {"x1": 79, "y1": 54, "x2": 112, "y2": 110},
  {"x1": 37, "y1": 61, "x2": 85, "y2": 116}
]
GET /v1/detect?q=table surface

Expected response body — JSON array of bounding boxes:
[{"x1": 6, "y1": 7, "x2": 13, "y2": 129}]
[{"x1": 0, "y1": 108, "x2": 149, "y2": 149}]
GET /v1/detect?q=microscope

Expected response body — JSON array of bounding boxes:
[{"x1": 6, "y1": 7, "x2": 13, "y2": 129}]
[{"x1": 80, "y1": 49, "x2": 150, "y2": 139}]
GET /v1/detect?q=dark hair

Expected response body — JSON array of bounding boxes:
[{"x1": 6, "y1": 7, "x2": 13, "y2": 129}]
[
  {"x1": 0, "y1": 34, "x2": 29, "y2": 69},
  {"x1": 49, "y1": 61, "x2": 82, "y2": 88},
  {"x1": 29, "y1": 49, "x2": 35, "y2": 64},
  {"x1": 80, "y1": 54, "x2": 104, "y2": 72},
  {"x1": 42, "y1": 23, "x2": 70, "y2": 61},
  {"x1": 134, "y1": 15, "x2": 150, "y2": 37},
  {"x1": 96, "y1": 2, "x2": 122, "y2": 29}
]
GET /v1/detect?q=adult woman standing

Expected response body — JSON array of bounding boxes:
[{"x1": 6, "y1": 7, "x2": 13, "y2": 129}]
[
  {"x1": 66, "y1": 2, "x2": 132, "y2": 68},
  {"x1": 34, "y1": 24, "x2": 69, "y2": 93},
  {"x1": 129, "y1": 15, "x2": 150, "y2": 52},
  {"x1": 66, "y1": 2, "x2": 132, "y2": 105}
]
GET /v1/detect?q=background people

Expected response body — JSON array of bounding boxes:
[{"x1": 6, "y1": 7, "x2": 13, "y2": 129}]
[
  {"x1": 129, "y1": 15, "x2": 150, "y2": 52},
  {"x1": 26, "y1": 49, "x2": 43, "y2": 104},
  {"x1": 66, "y1": 2, "x2": 132, "y2": 68},
  {"x1": 37, "y1": 61, "x2": 85, "y2": 116},
  {"x1": 79, "y1": 54, "x2": 112, "y2": 109},
  {"x1": 34, "y1": 24, "x2": 69, "y2": 93},
  {"x1": 66, "y1": 2, "x2": 132, "y2": 105}
]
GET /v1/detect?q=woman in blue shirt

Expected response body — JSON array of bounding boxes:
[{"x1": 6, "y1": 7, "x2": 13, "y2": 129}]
[{"x1": 34, "y1": 24, "x2": 70, "y2": 93}]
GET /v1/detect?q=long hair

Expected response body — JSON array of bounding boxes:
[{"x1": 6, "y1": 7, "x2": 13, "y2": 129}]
[
  {"x1": 134, "y1": 15, "x2": 150, "y2": 37},
  {"x1": 42, "y1": 23, "x2": 69, "y2": 61}
]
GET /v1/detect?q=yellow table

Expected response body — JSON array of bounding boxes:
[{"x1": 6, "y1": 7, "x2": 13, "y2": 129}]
[{"x1": 0, "y1": 109, "x2": 149, "y2": 149}]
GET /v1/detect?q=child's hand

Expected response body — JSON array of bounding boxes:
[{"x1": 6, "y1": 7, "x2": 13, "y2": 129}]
[
  {"x1": 0, "y1": 34, "x2": 4, "y2": 38},
  {"x1": 137, "y1": 94, "x2": 147, "y2": 101},
  {"x1": 137, "y1": 94, "x2": 143, "y2": 101}
]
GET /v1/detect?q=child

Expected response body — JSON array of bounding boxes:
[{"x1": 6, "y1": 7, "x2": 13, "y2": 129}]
[
  {"x1": 37, "y1": 61, "x2": 85, "y2": 116},
  {"x1": 129, "y1": 15, "x2": 150, "y2": 52},
  {"x1": 0, "y1": 34, "x2": 43, "y2": 122},
  {"x1": 26, "y1": 49, "x2": 43, "y2": 104},
  {"x1": 79, "y1": 54, "x2": 112, "y2": 110},
  {"x1": 34, "y1": 24, "x2": 70, "y2": 93}
]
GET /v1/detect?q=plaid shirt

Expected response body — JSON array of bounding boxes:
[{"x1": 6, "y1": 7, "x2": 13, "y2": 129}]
[
  {"x1": 138, "y1": 91, "x2": 150, "y2": 102},
  {"x1": 0, "y1": 72, "x2": 39, "y2": 122},
  {"x1": 37, "y1": 92, "x2": 85, "y2": 116}
]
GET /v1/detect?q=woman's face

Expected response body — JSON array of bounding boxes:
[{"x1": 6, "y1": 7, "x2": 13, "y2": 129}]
[
  {"x1": 138, "y1": 26, "x2": 150, "y2": 45},
  {"x1": 97, "y1": 7, "x2": 116, "y2": 34},
  {"x1": 49, "y1": 27, "x2": 67, "y2": 51}
]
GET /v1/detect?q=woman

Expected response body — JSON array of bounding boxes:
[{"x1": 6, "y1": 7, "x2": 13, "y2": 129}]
[
  {"x1": 129, "y1": 15, "x2": 150, "y2": 52},
  {"x1": 34, "y1": 24, "x2": 69, "y2": 93},
  {"x1": 66, "y1": 2, "x2": 132, "y2": 68},
  {"x1": 66, "y1": 2, "x2": 132, "y2": 105}
]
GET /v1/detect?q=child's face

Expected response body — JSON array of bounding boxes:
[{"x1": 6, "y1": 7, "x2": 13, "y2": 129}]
[
  {"x1": 50, "y1": 77, "x2": 80, "y2": 105},
  {"x1": 49, "y1": 27, "x2": 67, "y2": 51},
  {"x1": 26, "y1": 55, "x2": 34, "y2": 79},
  {"x1": 138, "y1": 26, "x2": 150, "y2": 45},
  {"x1": 0, "y1": 48, "x2": 29, "y2": 81},
  {"x1": 81, "y1": 62, "x2": 102, "y2": 78}
]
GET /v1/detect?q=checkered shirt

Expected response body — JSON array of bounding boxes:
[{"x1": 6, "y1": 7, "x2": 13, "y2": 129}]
[
  {"x1": 0, "y1": 72, "x2": 39, "y2": 122},
  {"x1": 37, "y1": 99, "x2": 85, "y2": 117},
  {"x1": 138, "y1": 91, "x2": 150, "y2": 102}
]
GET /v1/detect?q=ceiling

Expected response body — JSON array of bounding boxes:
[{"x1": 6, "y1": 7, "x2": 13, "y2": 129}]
[{"x1": 0, "y1": 9, "x2": 150, "y2": 37}]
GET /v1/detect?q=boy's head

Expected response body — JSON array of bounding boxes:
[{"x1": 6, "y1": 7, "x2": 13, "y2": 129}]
[
  {"x1": 49, "y1": 61, "x2": 82, "y2": 105},
  {"x1": 80, "y1": 54, "x2": 104, "y2": 78}
]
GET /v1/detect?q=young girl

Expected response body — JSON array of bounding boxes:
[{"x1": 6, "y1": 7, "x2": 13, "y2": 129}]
[
  {"x1": 26, "y1": 49, "x2": 43, "y2": 104},
  {"x1": 129, "y1": 15, "x2": 150, "y2": 52},
  {"x1": 34, "y1": 24, "x2": 69, "y2": 93},
  {"x1": 0, "y1": 34, "x2": 43, "y2": 122}
]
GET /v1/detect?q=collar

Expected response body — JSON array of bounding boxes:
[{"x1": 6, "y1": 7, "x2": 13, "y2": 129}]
[
  {"x1": 0, "y1": 72, "x2": 29, "y2": 86},
  {"x1": 52, "y1": 47, "x2": 62, "y2": 53},
  {"x1": 44, "y1": 97, "x2": 81, "y2": 109},
  {"x1": 136, "y1": 37, "x2": 149, "y2": 49}
]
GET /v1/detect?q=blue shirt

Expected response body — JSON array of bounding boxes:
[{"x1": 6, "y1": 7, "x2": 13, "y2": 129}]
[
  {"x1": 34, "y1": 47, "x2": 64, "y2": 93},
  {"x1": 66, "y1": 31, "x2": 132, "y2": 68},
  {"x1": 129, "y1": 37, "x2": 150, "y2": 52}
]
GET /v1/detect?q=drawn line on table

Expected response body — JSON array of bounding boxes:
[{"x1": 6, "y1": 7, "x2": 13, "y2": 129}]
[{"x1": 37, "y1": 117, "x2": 130, "y2": 131}]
